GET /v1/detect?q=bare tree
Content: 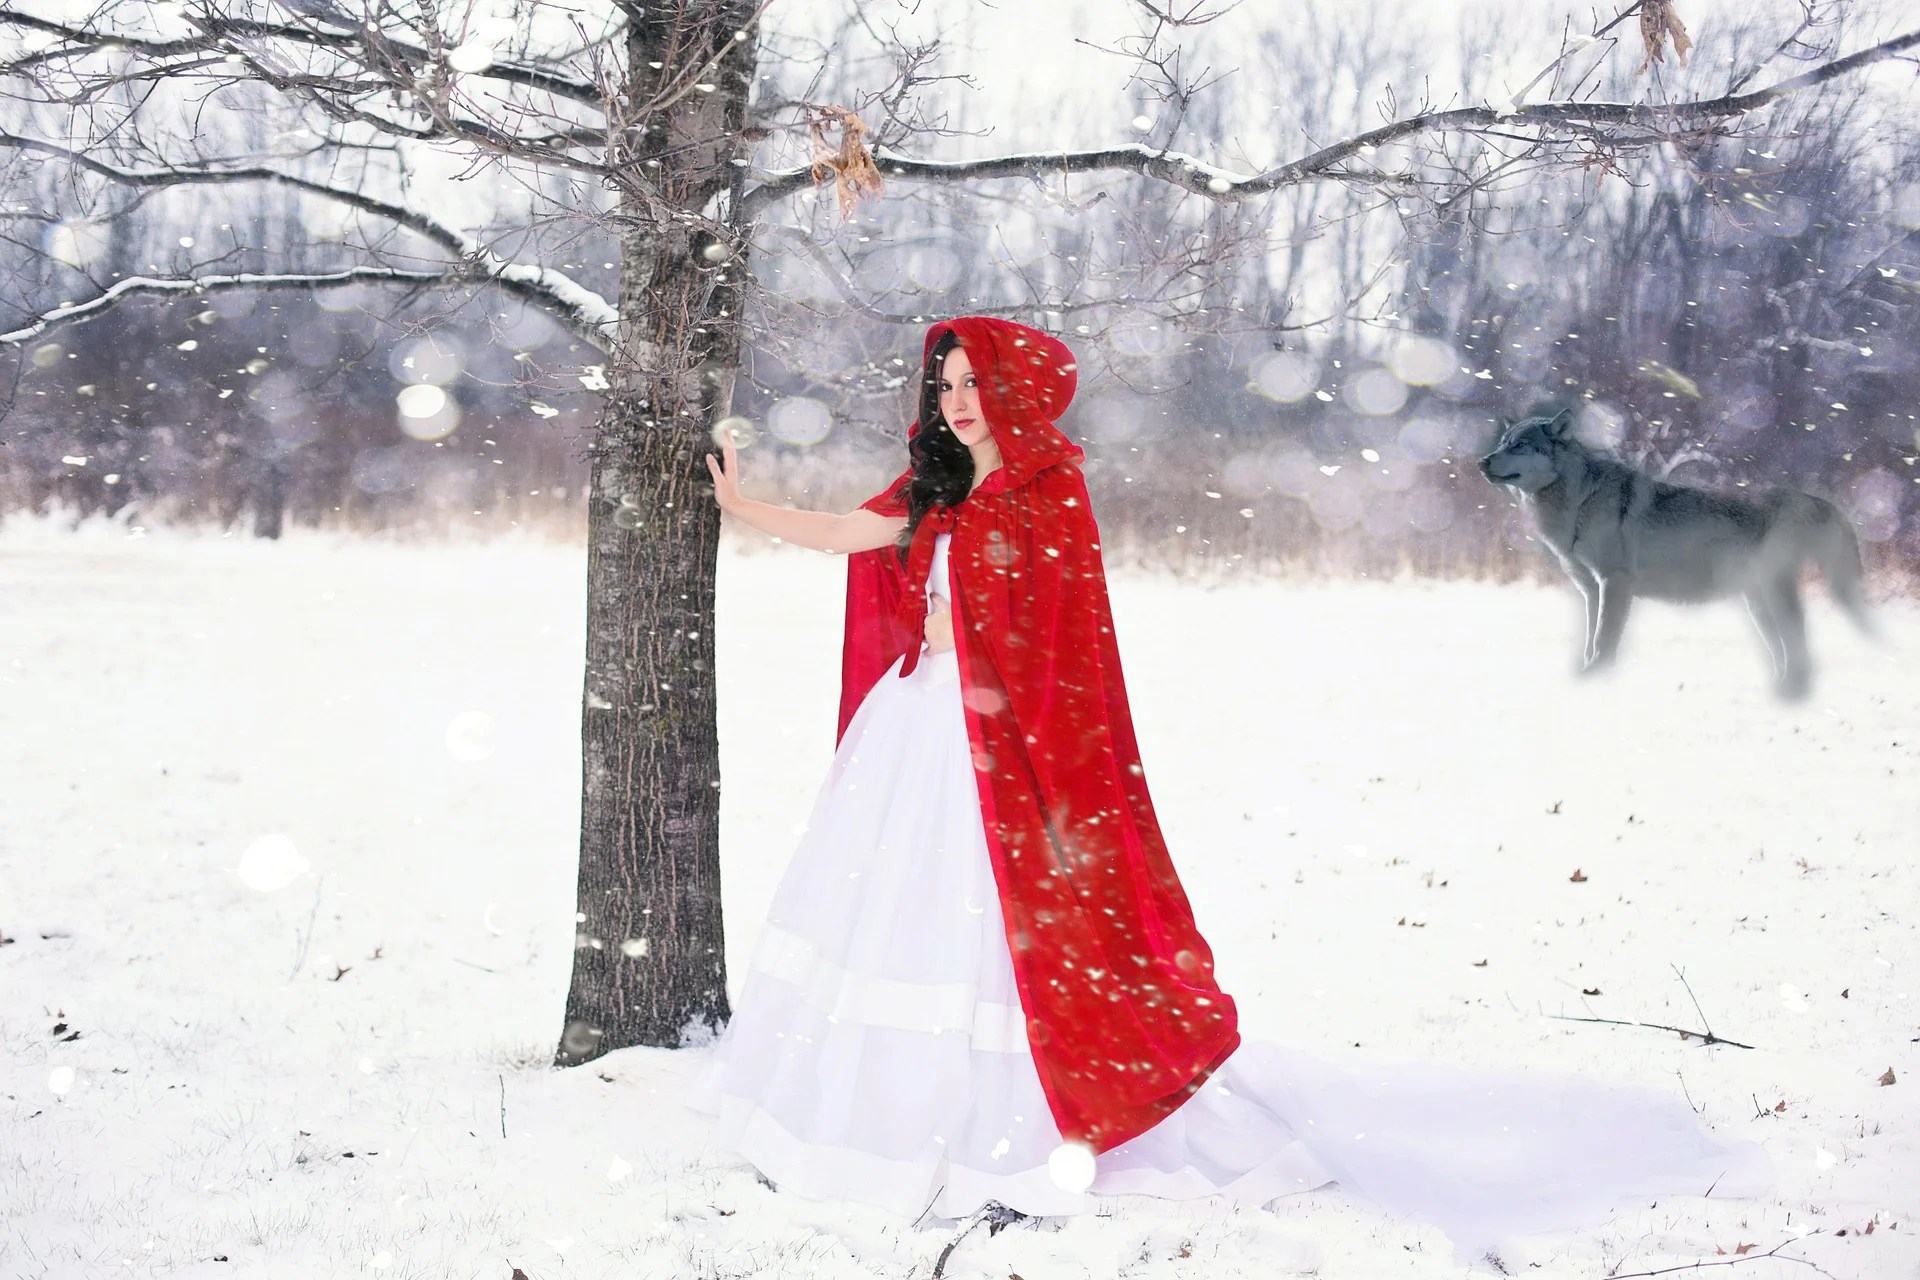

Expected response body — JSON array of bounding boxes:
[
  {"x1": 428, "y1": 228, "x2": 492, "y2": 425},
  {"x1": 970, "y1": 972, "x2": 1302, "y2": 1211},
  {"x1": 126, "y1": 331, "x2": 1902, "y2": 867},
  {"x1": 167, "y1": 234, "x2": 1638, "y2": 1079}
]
[{"x1": 1, "y1": 0, "x2": 1915, "y2": 1068}]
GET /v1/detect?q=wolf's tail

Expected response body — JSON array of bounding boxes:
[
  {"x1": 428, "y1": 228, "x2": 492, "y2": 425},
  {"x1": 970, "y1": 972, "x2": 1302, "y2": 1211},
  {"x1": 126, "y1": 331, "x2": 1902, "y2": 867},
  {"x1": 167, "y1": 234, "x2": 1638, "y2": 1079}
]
[{"x1": 1774, "y1": 490, "x2": 1874, "y2": 635}]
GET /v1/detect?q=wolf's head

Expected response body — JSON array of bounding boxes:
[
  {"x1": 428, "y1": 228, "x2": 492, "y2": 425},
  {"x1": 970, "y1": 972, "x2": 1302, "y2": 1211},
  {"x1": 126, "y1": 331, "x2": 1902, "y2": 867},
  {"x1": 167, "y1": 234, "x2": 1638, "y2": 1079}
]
[{"x1": 1480, "y1": 409, "x2": 1578, "y2": 493}]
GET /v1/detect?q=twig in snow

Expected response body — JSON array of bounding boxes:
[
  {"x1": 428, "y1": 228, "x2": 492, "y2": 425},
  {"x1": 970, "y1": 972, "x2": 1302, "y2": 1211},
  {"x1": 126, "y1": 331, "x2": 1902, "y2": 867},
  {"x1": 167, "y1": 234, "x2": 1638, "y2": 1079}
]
[
  {"x1": 910, "y1": 1185, "x2": 943, "y2": 1230},
  {"x1": 1552, "y1": 967, "x2": 1756, "y2": 1048},
  {"x1": 1671, "y1": 964, "x2": 1721, "y2": 1041},
  {"x1": 1675, "y1": 1068, "x2": 1700, "y2": 1115},
  {"x1": 1549, "y1": 1013, "x2": 1756, "y2": 1050},
  {"x1": 286, "y1": 873, "x2": 324, "y2": 983},
  {"x1": 931, "y1": 1202, "x2": 1029, "y2": 1278},
  {"x1": 498, "y1": 1074, "x2": 507, "y2": 1140},
  {"x1": 1606, "y1": 1231, "x2": 1835, "y2": 1279}
]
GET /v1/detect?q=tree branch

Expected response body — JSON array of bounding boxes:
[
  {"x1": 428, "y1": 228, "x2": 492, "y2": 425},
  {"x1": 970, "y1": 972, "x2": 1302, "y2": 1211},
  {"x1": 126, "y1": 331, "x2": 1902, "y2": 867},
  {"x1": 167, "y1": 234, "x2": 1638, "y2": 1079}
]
[
  {"x1": 0, "y1": 10, "x2": 606, "y2": 108},
  {"x1": 741, "y1": 26, "x2": 1920, "y2": 215},
  {"x1": 0, "y1": 266, "x2": 453, "y2": 346},
  {"x1": 0, "y1": 131, "x2": 618, "y2": 349}
]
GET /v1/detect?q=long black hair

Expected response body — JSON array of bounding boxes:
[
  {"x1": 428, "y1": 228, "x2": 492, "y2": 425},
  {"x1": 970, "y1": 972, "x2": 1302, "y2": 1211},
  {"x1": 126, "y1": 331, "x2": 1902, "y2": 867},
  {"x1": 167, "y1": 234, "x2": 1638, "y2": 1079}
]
[{"x1": 894, "y1": 331, "x2": 975, "y2": 562}]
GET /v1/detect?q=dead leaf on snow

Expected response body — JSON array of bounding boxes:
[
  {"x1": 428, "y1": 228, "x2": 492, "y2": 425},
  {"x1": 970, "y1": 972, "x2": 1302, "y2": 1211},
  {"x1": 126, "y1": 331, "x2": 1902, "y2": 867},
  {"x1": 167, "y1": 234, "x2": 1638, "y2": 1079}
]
[{"x1": 1879, "y1": 1067, "x2": 1897, "y2": 1086}]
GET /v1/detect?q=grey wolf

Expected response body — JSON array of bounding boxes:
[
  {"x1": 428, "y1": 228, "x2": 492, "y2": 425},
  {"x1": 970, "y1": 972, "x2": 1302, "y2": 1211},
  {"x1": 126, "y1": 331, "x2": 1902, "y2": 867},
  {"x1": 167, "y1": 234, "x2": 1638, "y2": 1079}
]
[{"x1": 1479, "y1": 410, "x2": 1871, "y2": 699}]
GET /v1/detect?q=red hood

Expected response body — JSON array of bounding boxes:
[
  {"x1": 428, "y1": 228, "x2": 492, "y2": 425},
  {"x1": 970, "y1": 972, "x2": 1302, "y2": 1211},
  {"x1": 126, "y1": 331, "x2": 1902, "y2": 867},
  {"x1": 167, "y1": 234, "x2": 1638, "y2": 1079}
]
[
  {"x1": 916, "y1": 315, "x2": 1082, "y2": 492},
  {"x1": 869, "y1": 316, "x2": 1085, "y2": 515}
]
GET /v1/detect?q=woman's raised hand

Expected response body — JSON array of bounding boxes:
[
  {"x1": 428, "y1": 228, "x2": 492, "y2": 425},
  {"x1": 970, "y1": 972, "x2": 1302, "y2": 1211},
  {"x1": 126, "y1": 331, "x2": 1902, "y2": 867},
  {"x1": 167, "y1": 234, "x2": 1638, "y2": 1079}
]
[{"x1": 705, "y1": 427, "x2": 744, "y2": 513}]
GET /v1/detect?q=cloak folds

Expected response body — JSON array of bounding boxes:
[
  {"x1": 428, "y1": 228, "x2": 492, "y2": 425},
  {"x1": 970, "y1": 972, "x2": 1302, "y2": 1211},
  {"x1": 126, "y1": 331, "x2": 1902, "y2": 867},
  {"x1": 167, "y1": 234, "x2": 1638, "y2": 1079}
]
[{"x1": 839, "y1": 316, "x2": 1239, "y2": 1154}]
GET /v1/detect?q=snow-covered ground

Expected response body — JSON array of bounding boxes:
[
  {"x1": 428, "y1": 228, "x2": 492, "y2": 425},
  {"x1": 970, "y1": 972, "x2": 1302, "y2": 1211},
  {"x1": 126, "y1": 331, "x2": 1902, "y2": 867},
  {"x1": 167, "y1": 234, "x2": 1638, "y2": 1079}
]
[{"x1": 2, "y1": 516, "x2": 1914, "y2": 1279}]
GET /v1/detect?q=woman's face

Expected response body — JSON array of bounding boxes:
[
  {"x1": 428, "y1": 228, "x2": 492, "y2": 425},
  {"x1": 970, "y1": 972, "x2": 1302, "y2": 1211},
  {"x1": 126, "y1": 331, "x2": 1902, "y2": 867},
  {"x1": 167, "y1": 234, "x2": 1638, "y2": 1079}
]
[{"x1": 938, "y1": 346, "x2": 991, "y2": 449}]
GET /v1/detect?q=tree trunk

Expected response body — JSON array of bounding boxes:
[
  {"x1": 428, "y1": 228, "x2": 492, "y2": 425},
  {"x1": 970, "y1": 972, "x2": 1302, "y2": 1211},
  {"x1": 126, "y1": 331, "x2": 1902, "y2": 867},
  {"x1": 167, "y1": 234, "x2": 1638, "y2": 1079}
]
[
  {"x1": 255, "y1": 452, "x2": 287, "y2": 541},
  {"x1": 556, "y1": 2, "x2": 760, "y2": 1067}
]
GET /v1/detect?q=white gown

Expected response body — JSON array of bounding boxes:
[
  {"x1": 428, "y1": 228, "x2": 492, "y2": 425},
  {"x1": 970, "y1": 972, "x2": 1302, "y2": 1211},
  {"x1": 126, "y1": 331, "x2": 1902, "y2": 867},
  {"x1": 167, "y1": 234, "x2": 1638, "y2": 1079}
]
[{"x1": 686, "y1": 532, "x2": 1770, "y2": 1257}]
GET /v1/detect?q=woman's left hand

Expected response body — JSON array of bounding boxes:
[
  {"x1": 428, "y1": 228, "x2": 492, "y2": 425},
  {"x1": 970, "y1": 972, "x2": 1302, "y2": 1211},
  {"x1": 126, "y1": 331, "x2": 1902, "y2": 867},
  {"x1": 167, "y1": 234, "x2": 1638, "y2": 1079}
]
[{"x1": 924, "y1": 593, "x2": 955, "y2": 653}]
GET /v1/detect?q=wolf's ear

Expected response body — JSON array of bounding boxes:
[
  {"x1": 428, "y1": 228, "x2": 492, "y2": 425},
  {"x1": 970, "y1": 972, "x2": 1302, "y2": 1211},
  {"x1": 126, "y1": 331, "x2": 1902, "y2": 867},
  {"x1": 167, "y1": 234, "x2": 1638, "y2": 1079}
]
[{"x1": 1545, "y1": 409, "x2": 1573, "y2": 438}]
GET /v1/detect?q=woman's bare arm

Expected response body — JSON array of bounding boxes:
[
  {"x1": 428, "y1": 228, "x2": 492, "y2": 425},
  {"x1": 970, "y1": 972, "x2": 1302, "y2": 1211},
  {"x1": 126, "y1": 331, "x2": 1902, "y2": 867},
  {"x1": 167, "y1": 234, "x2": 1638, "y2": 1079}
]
[{"x1": 706, "y1": 431, "x2": 906, "y2": 554}]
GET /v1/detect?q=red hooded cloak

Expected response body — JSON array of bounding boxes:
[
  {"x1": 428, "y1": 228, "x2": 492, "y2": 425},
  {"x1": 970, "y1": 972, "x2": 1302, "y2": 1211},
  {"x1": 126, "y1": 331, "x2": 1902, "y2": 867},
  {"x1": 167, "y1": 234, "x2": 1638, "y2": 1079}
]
[{"x1": 838, "y1": 316, "x2": 1240, "y2": 1154}]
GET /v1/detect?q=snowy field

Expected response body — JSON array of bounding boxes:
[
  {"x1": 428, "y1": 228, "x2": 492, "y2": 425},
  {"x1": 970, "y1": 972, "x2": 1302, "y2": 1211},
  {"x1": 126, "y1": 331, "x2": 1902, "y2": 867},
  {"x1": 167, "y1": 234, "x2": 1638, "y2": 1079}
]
[{"x1": 2, "y1": 516, "x2": 1915, "y2": 1280}]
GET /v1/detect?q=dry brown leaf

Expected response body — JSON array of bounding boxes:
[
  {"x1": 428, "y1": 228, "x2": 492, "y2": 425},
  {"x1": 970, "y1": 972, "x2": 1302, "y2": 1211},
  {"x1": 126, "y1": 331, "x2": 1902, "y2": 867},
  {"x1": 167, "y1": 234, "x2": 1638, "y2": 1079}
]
[
  {"x1": 808, "y1": 106, "x2": 884, "y2": 219},
  {"x1": 1880, "y1": 1067, "x2": 1897, "y2": 1086},
  {"x1": 1638, "y1": 0, "x2": 1694, "y2": 74},
  {"x1": 1570, "y1": 868, "x2": 1588, "y2": 882}
]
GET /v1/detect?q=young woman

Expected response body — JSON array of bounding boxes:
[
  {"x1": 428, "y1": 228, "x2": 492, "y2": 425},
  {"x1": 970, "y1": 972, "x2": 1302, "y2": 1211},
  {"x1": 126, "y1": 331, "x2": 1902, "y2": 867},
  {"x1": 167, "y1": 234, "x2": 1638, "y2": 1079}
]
[{"x1": 689, "y1": 316, "x2": 1769, "y2": 1257}]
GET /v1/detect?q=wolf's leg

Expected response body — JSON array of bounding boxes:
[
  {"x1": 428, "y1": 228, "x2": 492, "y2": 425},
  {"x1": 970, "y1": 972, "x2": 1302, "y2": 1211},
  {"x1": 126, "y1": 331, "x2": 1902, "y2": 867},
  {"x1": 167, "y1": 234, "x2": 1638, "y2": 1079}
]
[
  {"x1": 1564, "y1": 562, "x2": 1601, "y2": 670},
  {"x1": 1586, "y1": 576, "x2": 1633, "y2": 670},
  {"x1": 1770, "y1": 576, "x2": 1812, "y2": 700},
  {"x1": 1743, "y1": 590, "x2": 1787, "y2": 681}
]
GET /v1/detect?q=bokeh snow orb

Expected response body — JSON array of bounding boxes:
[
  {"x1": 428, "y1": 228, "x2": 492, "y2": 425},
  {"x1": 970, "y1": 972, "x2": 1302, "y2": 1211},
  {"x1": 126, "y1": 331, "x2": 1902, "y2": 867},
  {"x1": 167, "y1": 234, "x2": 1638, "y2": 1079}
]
[
  {"x1": 389, "y1": 337, "x2": 465, "y2": 386},
  {"x1": 1048, "y1": 1140, "x2": 1098, "y2": 1192},
  {"x1": 1344, "y1": 367, "x2": 1409, "y2": 417},
  {"x1": 397, "y1": 385, "x2": 461, "y2": 441},
  {"x1": 1397, "y1": 415, "x2": 1457, "y2": 464},
  {"x1": 1307, "y1": 473, "x2": 1366, "y2": 531},
  {"x1": 767, "y1": 397, "x2": 833, "y2": 446},
  {"x1": 48, "y1": 1066, "x2": 76, "y2": 1096},
  {"x1": 44, "y1": 219, "x2": 108, "y2": 269},
  {"x1": 445, "y1": 710, "x2": 498, "y2": 762},
  {"x1": 1387, "y1": 335, "x2": 1458, "y2": 387},
  {"x1": 397, "y1": 384, "x2": 446, "y2": 417},
  {"x1": 1249, "y1": 351, "x2": 1319, "y2": 403},
  {"x1": 1267, "y1": 450, "x2": 1322, "y2": 499},
  {"x1": 712, "y1": 415, "x2": 757, "y2": 449},
  {"x1": 237, "y1": 834, "x2": 310, "y2": 893}
]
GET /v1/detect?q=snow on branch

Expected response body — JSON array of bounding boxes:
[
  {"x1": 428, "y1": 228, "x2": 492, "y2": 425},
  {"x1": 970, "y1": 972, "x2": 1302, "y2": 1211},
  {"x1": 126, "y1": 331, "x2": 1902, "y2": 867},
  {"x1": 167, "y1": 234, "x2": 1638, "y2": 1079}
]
[
  {"x1": 743, "y1": 25, "x2": 1920, "y2": 214},
  {"x1": 0, "y1": 9, "x2": 605, "y2": 108},
  {"x1": 0, "y1": 131, "x2": 619, "y2": 350},
  {"x1": 0, "y1": 267, "x2": 453, "y2": 346}
]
